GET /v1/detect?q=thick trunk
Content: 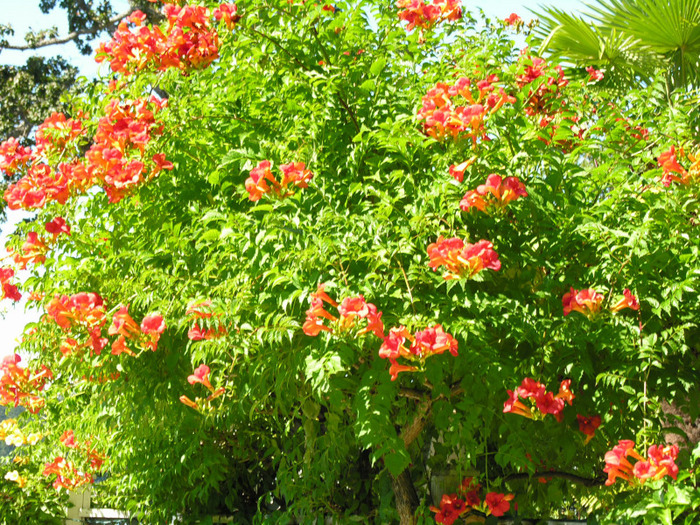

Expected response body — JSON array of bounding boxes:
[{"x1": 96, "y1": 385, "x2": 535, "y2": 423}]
[{"x1": 391, "y1": 469, "x2": 419, "y2": 525}]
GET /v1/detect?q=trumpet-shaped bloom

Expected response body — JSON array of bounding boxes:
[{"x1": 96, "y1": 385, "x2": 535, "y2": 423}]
[
  {"x1": 111, "y1": 335, "x2": 136, "y2": 357},
  {"x1": 338, "y1": 296, "x2": 370, "y2": 318},
  {"x1": 536, "y1": 392, "x2": 565, "y2": 422},
  {"x1": 610, "y1": 288, "x2": 639, "y2": 313},
  {"x1": 12, "y1": 232, "x2": 49, "y2": 269},
  {"x1": 562, "y1": 287, "x2": 603, "y2": 318},
  {"x1": 378, "y1": 327, "x2": 412, "y2": 360},
  {"x1": 109, "y1": 305, "x2": 141, "y2": 339},
  {"x1": 303, "y1": 285, "x2": 383, "y2": 339},
  {"x1": 505, "y1": 378, "x2": 572, "y2": 422},
  {"x1": 484, "y1": 492, "x2": 514, "y2": 517},
  {"x1": 310, "y1": 283, "x2": 338, "y2": 307},
  {"x1": 460, "y1": 174, "x2": 527, "y2": 213},
  {"x1": 245, "y1": 160, "x2": 273, "y2": 201},
  {"x1": 586, "y1": 66, "x2": 604, "y2": 82},
  {"x1": 245, "y1": 160, "x2": 314, "y2": 201},
  {"x1": 576, "y1": 414, "x2": 601, "y2": 444},
  {"x1": 429, "y1": 493, "x2": 467, "y2": 525},
  {"x1": 396, "y1": 0, "x2": 461, "y2": 32},
  {"x1": 45, "y1": 217, "x2": 71, "y2": 239},
  {"x1": 4, "y1": 470, "x2": 27, "y2": 487},
  {"x1": 141, "y1": 313, "x2": 165, "y2": 351},
  {"x1": 95, "y1": 4, "x2": 228, "y2": 75},
  {"x1": 504, "y1": 13, "x2": 522, "y2": 25},
  {"x1": 503, "y1": 389, "x2": 533, "y2": 419},
  {"x1": 448, "y1": 157, "x2": 476, "y2": 182},
  {"x1": 302, "y1": 315, "x2": 332, "y2": 336},
  {"x1": 179, "y1": 395, "x2": 199, "y2": 410},
  {"x1": 213, "y1": 3, "x2": 239, "y2": 29},
  {"x1": 648, "y1": 444, "x2": 679, "y2": 480},
  {"x1": 279, "y1": 162, "x2": 313, "y2": 188},
  {"x1": 380, "y1": 324, "x2": 458, "y2": 380},
  {"x1": 417, "y1": 76, "x2": 513, "y2": 144},
  {"x1": 555, "y1": 379, "x2": 575, "y2": 405},
  {"x1": 517, "y1": 378, "x2": 546, "y2": 399},
  {"x1": 410, "y1": 324, "x2": 458, "y2": 357},
  {"x1": 658, "y1": 146, "x2": 688, "y2": 186},
  {"x1": 603, "y1": 440, "x2": 646, "y2": 486},
  {"x1": 357, "y1": 304, "x2": 385, "y2": 338},
  {"x1": 427, "y1": 237, "x2": 500, "y2": 280},
  {"x1": 1, "y1": 267, "x2": 21, "y2": 302},
  {"x1": 141, "y1": 314, "x2": 165, "y2": 334},
  {"x1": 388, "y1": 359, "x2": 418, "y2": 381},
  {"x1": 187, "y1": 364, "x2": 213, "y2": 390},
  {"x1": 604, "y1": 441, "x2": 679, "y2": 485},
  {"x1": 0, "y1": 137, "x2": 33, "y2": 176}
]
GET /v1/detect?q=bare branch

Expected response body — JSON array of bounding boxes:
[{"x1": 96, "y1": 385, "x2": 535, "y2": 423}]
[
  {"x1": 0, "y1": 10, "x2": 133, "y2": 51},
  {"x1": 504, "y1": 470, "x2": 606, "y2": 487}
]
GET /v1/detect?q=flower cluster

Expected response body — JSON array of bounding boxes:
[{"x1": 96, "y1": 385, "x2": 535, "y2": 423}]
[
  {"x1": 0, "y1": 137, "x2": 33, "y2": 176},
  {"x1": 108, "y1": 305, "x2": 166, "y2": 356},
  {"x1": 2, "y1": 113, "x2": 87, "y2": 210},
  {"x1": 658, "y1": 145, "x2": 700, "y2": 187},
  {"x1": 3, "y1": 98, "x2": 171, "y2": 209},
  {"x1": 86, "y1": 96, "x2": 172, "y2": 203},
  {"x1": 395, "y1": 0, "x2": 462, "y2": 32},
  {"x1": 186, "y1": 299, "x2": 227, "y2": 340},
  {"x1": 378, "y1": 324, "x2": 458, "y2": 381},
  {"x1": 0, "y1": 114, "x2": 84, "y2": 207},
  {"x1": 302, "y1": 284, "x2": 384, "y2": 338},
  {"x1": 504, "y1": 13, "x2": 522, "y2": 27},
  {"x1": 0, "y1": 354, "x2": 52, "y2": 414},
  {"x1": 601, "y1": 111, "x2": 649, "y2": 145},
  {"x1": 245, "y1": 160, "x2": 314, "y2": 201},
  {"x1": 8, "y1": 217, "x2": 71, "y2": 269},
  {"x1": 459, "y1": 174, "x2": 527, "y2": 213},
  {"x1": 563, "y1": 287, "x2": 638, "y2": 318},
  {"x1": 0, "y1": 267, "x2": 21, "y2": 302},
  {"x1": 427, "y1": 237, "x2": 501, "y2": 280},
  {"x1": 430, "y1": 477, "x2": 514, "y2": 523},
  {"x1": 577, "y1": 414, "x2": 602, "y2": 444},
  {"x1": 0, "y1": 418, "x2": 42, "y2": 447},
  {"x1": 4, "y1": 469, "x2": 28, "y2": 488},
  {"x1": 96, "y1": 4, "x2": 238, "y2": 75},
  {"x1": 586, "y1": 66, "x2": 604, "y2": 83},
  {"x1": 516, "y1": 53, "x2": 568, "y2": 117},
  {"x1": 47, "y1": 292, "x2": 108, "y2": 357},
  {"x1": 604, "y1": 440, "x2": 679, "y2": 486},
  {"x1": 417, "y1": 76, "x2": 515, "y2": 144},
  {"x1": 179, "y1": 364, "x2": 226, "y2": 412},
  {"x1": 59, "y1": 430, "x2": 106, "y2": 471},
  {"x1": 503, "y1": 378, "x2": 574, "y2": 422},
  {"x1": 43, "y1": 456, "x2": 92, "y2": 491}
]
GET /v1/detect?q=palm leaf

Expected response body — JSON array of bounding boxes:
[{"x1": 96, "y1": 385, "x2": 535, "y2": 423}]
[
  {"x1": 586, "y1": 0, "x2": 700, "y2": 87},
  {"x1": 533, "y1": 6, "x2": 662, "y2": 86}
]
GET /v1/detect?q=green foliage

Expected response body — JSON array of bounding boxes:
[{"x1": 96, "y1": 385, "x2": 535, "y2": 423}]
[{"x1": 1, "y1": 1, "x2": 699, "y2": 524}]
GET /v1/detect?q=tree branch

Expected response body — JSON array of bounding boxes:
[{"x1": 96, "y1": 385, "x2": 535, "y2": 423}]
[
  {"x1": 504, "y1": 470, "x2": 606, "y2": 487},
  {"x1": 0, "y1": 10, "x2": 133, "y2": 51}
]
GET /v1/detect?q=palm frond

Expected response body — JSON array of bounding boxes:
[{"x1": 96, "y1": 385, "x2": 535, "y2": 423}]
[
  {"x1": 533, "y1": 6, "x2": 662, "y2": 85},
  {"x1": 587, "y1": 0, "x2": 700, "y2": 87}
]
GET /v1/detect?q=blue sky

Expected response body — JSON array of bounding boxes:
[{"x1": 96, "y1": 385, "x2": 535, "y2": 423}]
[{"x1": 0, "y1": 0, "x2": 588, "y2": 358}]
